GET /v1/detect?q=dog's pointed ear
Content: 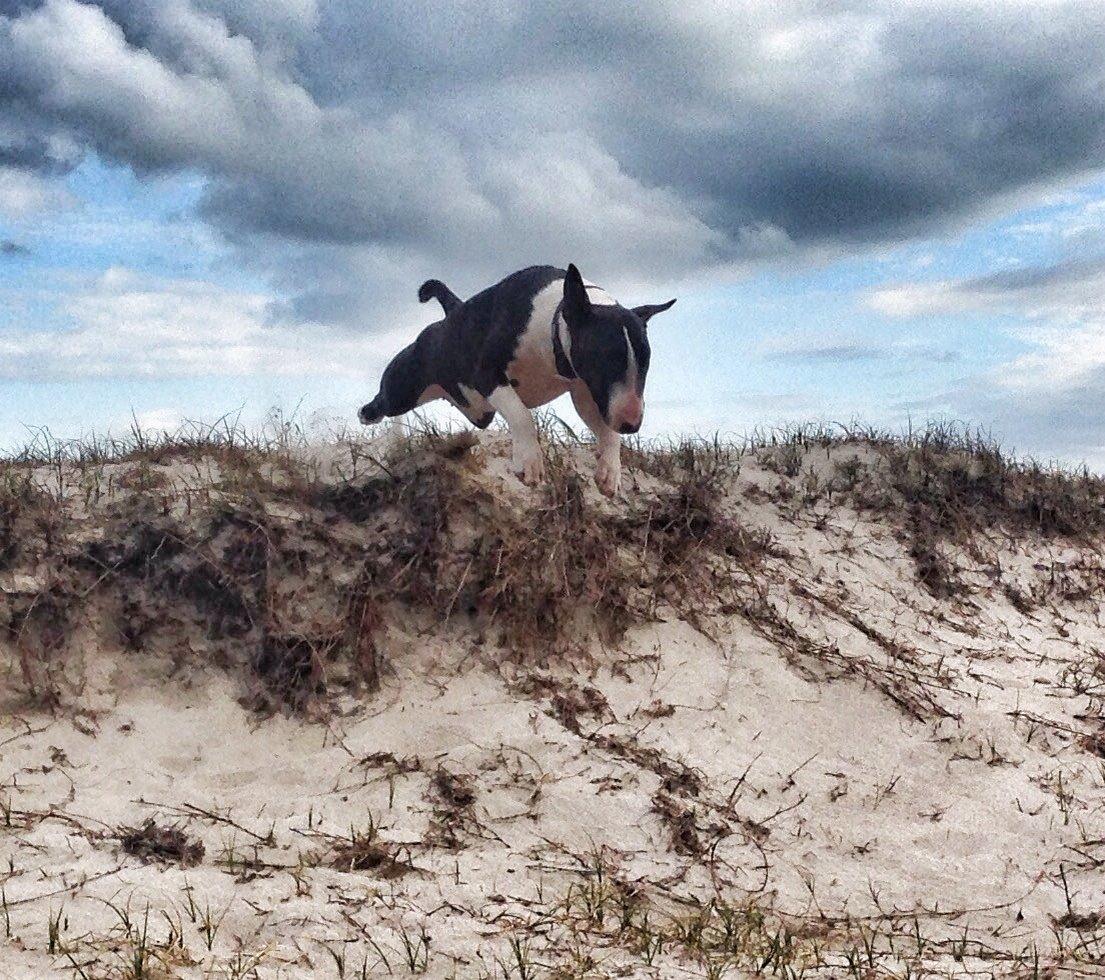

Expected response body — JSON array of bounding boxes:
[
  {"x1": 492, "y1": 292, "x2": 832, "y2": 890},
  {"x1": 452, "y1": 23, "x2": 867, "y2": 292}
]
[
  {"x1": 562, "y1": 263, "x2": 591, "y2": 322},
  {"x1": 632, "y1": 298, "x2": 676, "y2": 325}
]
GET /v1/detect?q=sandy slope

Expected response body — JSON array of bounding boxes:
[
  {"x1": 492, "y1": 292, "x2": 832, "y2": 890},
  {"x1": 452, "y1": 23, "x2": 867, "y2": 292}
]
[{"x1": 3, "y1": 431, "x2": 1105, "y2": 978}]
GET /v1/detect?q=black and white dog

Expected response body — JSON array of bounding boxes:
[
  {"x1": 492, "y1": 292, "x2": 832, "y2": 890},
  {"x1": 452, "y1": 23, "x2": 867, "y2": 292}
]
[{"x1": 359, "y1": 264, "x2": 675, "y2": 496}]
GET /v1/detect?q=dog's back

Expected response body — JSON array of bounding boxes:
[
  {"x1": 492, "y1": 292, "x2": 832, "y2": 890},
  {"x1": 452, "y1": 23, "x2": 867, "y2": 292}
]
[
  {"x1": 358, "y1": 266, "x2": 568, "y2": 426},
  {"x1": 435, "y1": 266, "x2": 564, "y2": 392}
]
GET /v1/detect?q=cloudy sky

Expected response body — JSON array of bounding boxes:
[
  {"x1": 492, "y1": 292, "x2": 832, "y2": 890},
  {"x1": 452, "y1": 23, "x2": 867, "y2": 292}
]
[{"x1": 2, "y1": 0, "x2": 1105, "y2": 464}]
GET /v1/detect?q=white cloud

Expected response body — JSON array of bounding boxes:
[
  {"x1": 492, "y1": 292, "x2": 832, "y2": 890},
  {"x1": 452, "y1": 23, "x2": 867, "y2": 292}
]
[
  {"x1": 130, "y1": 406, "x2": 187, "y2": 433},
  {"x1": 6, "y1": 0, "x2": 496, "y2": 246},
  {"x1": 0, "y1": 267, "x2": 403, "y2": 381},
  {"x1": 478, "y1": 133, "x2": 728, "y2": 279},
  {"x1": 1008, "y1": 197, "x2": 1105, "y2": 247},
  {"x1": 865, "y1": 281, "x2": 960, "y2": 318},
  {"x1": 0, "y1": 167, "x2": 76, "y2": 218},
  {"x1": 849, "y1": 246, "x2": 1105, "y2": 467},
  {"x1": 867, "y1": 256, "x2": 1105, "y2": 390}
]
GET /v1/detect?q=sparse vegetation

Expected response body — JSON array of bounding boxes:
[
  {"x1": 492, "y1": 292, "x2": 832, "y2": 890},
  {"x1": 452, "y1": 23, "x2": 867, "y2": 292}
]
[
  {"x1": 4, "y1": 414, "x2": 1105, "y2": 978},
  {"x1": 318, "y1": 820, "x2": 413, "y2": 879},
  {"x1": 755, "y1": 420, "x2": 1105, "y2": 596},
  {"x1": 1, "y1": 412, "x2": 776, "y2": 712}
]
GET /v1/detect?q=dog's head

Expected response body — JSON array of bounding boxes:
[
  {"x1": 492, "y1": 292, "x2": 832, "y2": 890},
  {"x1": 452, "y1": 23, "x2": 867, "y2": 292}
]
[{"x1": 560, "y1": 263, "x2": 675, "y2": 434}]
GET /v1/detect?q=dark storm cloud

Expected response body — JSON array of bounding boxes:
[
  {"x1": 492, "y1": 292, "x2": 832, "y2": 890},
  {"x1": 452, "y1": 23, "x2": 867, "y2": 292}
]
[
  {"x1": 605, "y1": 5, "x2": 1105, "y2": 245},
  {"x1": 0, "y1": 140, "x2": 54, "y2": 171},
  {"x1": 0, "y1": 1, "x2": 41, "y2": 16},
  {"x1": 2, "y1": 0, "x2": 1104, "y2": 327}
]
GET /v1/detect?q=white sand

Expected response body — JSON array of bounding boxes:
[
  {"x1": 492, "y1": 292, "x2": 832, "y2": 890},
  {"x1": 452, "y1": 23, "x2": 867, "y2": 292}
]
[{"x1": 3, "y1": 434, "x2": 1105, "y2": 977}]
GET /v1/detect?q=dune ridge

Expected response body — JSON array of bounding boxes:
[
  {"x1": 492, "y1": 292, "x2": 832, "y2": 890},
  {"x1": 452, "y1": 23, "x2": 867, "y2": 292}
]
[{"x1": 3, "y1": 419, "x2": 1105, "y2": 978}]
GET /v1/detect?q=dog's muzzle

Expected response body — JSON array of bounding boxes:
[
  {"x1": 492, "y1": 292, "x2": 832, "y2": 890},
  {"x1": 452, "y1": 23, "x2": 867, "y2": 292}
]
[{"x1": 610, "y1": 393, "x2": 644, "y2": 434}]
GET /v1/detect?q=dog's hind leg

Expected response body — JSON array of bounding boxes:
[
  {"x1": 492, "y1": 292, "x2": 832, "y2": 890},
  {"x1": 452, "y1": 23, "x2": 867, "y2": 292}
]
[
  {"x1": 358, "y1": 394, "x2": 389, "y2": 425},
  {"x1": 488, "y1": 384, "x2": 544, "y2": 485},
  {"x1": 359, "y1": 342, "x2": 428, "y2": 424}
]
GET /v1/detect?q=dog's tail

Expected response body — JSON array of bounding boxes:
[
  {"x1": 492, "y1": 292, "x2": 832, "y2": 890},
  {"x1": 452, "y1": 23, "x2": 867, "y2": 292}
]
[{"x1": 418, "y1": 279, "x2": 462, "y2": 315}]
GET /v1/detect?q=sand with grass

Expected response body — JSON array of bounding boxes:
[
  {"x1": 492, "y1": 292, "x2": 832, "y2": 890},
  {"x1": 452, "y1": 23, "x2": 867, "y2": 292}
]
[{"x1": 3, "y1": 420, "x2": 1105, "y2": 978}]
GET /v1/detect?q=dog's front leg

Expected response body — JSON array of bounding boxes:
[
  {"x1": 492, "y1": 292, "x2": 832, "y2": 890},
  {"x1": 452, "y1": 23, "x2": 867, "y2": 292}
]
[
  {"x1": 570, "y1": 385, "x2": 622, "y2": 497},
  {"x1": 488, "y1": 384, "x2": 545, "y2": 485}
]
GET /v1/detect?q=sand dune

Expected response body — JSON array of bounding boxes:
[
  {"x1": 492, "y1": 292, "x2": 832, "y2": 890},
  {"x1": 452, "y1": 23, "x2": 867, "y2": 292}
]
[{"x1": 3, "y1": 424, "x2": 1105, "y2": 978}]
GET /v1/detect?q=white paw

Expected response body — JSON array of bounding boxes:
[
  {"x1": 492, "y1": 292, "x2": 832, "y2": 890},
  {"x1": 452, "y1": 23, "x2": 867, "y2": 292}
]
[
  {"x1": 514, "y1": 450, "x2": 546, "y2": 486},
  {"x1": 595, "y1": 456, "x2": 621, "y2": 497}
]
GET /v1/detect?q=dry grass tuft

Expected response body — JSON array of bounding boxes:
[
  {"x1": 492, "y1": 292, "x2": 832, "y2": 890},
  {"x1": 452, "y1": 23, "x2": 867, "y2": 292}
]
[
  {"x1": 651, "y1": 791, "x2": 706, "y2": 856},
  {"x1": 520, "y1": 673, "x2": 614, "y2": 735},
  {"x1": 592, "y1": 732, "x2": 704, "y2": 797},
  {"x1": 118, "y1": 819, "x2": 205, "y2": 867},
  {"x1": 431, "y1": 766, "x2": 477, "y2": 809},
  {"x1": 427, "y1": 766, "x2": 478, "y2": 849},
  {"x1": 325, "y1": 825, "x2": 412, "y2": 879}
]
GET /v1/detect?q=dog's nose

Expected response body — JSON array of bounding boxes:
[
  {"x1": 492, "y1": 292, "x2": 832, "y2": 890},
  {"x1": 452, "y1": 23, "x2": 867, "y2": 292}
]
[{"x1": 616, "y1": 397, "x2": 643, "y2": 433}]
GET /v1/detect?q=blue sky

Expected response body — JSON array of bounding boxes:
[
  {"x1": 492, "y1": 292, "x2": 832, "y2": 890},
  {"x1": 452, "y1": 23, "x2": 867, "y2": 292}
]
[
  {"x1": 2, "y1": 2, "x2": 1104, "y2": 466},
  {"x1": 4, "y1": 156, "x2": 1102, "y2": 464}
]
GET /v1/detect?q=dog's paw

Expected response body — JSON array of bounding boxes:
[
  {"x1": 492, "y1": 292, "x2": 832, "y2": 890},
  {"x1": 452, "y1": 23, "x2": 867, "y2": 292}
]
[
  {"x1": 514, "y1": 451, "x2": 546, "y2": 486},
  {"x1": 595, "y1": 457, "x2": 621, "y2": 497}
]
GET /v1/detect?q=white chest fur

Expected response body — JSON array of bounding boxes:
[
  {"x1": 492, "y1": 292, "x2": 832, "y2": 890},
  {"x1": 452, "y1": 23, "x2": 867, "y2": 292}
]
[
  {"x1": 506, "y1": 278, "x2": 616, "y2": 409},
  {"x1": 506, "y1": 281, "x2": 569, "y2": 408}
]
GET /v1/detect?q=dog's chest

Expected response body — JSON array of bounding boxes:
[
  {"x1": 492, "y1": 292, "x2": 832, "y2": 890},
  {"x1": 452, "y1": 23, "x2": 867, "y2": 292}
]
[
  {"x1": 503, "y1": 278, "x2": 617, "y2": 408},
  {"x1": 506, "y1": 281, "x2": 569, "y2": 408}
]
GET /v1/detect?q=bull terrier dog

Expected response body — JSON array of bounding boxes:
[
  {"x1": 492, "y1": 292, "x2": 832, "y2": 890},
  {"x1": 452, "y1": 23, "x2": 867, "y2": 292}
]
[{"x1": 358, "y1": 264, "x2": 675, "y2": 496}]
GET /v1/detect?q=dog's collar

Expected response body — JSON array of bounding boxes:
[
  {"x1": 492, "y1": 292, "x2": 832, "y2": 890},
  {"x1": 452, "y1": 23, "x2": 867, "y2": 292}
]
[{"x1": 551, "y1": 304, "x2": 576, "y2": 380}]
